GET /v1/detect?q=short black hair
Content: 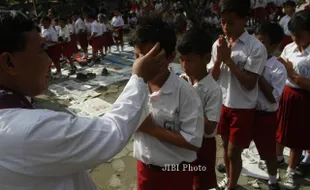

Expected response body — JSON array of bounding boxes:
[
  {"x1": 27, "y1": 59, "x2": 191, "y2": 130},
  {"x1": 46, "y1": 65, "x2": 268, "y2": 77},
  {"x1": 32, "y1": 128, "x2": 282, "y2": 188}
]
[
  {"x1": 219, "y1": 0, "x2": 251, "y2": 18},
  {"x1": 177, "y1": 28, "x2": 212, "y2": 57},
  {"x1": 86, "y1": 13, "x2": 96, "y2": 20},
  {"x1": 58, "y1": 16, "x2": 67, "y2": 23},
  {"x1": 41, "y1": 16, "x2": 51, "y2": 23},
  {"x1": 288, "y1": 9, "x2": 310, "y2": 33},
  {"x1": 255, "y1": 22, "x2": 284, "y2": 45},
  {"x1": 284, "y1": 0, "x2": 296, "y2": 7},
  {"x1": 0, "y1": 11, "x2": 37, "y2": 54},
  {"x1": 132, "y1": 13, "x2": 176, "y2": 57}
]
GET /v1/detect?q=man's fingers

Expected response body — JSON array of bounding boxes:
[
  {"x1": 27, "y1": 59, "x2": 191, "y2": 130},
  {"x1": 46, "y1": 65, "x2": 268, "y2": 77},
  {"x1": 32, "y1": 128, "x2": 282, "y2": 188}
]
[
  {"x1": 155, "y1": 49, "x2": 166, "y2": 61},
  {"x1": 145, "y1": 42, "x2": 161, "y2": 57}
]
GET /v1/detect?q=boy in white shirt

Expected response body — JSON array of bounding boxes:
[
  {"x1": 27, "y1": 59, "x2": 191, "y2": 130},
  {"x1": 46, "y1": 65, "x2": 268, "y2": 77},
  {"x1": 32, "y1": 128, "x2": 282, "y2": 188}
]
[
  {"x1": 210, "y1": 0, "x2": 267, "y2": 189},
  {"x1": 254, "y1": 22, "x2": 287, "y2": 190},
  {"x1": 41, "y1": 16, "x2": 62, "y2": 79},
  {"x1": 133, "y1": 14, "x2": 204, "y2": 190},
  {"x1": 72, "y1": 11, "x2": 88, "y2": 59},
  {"x1": 59, "y1": 17, "x2": 77, "y2": 75},
  {"x1": 177, "y1": 28, "x2": 222, "y2": 190},
  {"x1": 279, "y1": 0, "x2": 295, "y2": 50},
  {"x1": 111, "y1": 9, "x2": 124, "y2": 52},
  {"x1": 86, "y1": 14, "x2": 104, "y2": 66}
]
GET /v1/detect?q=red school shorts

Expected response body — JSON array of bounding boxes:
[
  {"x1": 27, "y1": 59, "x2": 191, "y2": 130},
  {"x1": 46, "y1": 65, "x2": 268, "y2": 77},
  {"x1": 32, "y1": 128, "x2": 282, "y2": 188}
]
[
  {"x1": 62, "y1": 42, "x2": 74, "y2": 58},
  {"x1": 193, "y1": 137, "x2": 217, "y2": 190},
  {"x1": 253, "y1": 111, "x2": 277, "y2": 160},
  {"x1": 46, "y1": 44, "x2": 61, "y2": 64},
  {"x1": 254, "y1": 7, "x2": 267, "y2": 21},
  {"x1": 137, "y1": 160, "x2": 194, "y2": 190},
  {"x1": 276, "y1": 86, "x2": 310, "y2": 150},
  {"x1": 90, "y1": 36, "x2": 103, "y2": 52},
  {"x1": 77, "y1": 32, "x2": 88, "y2": 50},
  {"x1": 218, "y1": 106, "x2": 255, "y2": 148},
  {"x1": 70, "y1": 34, "x2": 78, "y2": 53}
]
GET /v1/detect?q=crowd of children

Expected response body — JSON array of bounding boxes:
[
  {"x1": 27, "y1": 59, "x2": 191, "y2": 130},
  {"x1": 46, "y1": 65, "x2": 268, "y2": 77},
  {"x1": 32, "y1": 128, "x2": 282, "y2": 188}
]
[
  {"x1": 38, "y1": 9, "x2": 125, "y2": 79},
  {"x1": 128, "y1": 0, "x2": 310, "y2": 190},
  {"x1": 35, "y1": 0, "x2": 310, "y2": 189}
]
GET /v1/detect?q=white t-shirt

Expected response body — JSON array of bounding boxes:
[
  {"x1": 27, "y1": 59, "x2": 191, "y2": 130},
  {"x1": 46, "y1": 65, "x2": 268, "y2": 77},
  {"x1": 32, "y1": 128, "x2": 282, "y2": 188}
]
[
  {"x1": 279, "y1": 15, "x2": 291, "y2": 36},
  {"x1": 111, "y1": 16, "x2": 124, "y2": 27},
  {"x1": 134, "y1": 72, "x2": 204, "y2": 167},
  {"x1": 58, "y1": 26, "x2": 71, "y2": 42},
  {"x1": 74, "y1": 18, "x2": 86, "y2": 34},
  {"x1": 90, "y1": 20, "x2": 102, "y2": 37},
  {"x1": 208, "y1": 31, "x2": 267, "y2": 109},
  {"x1": 188, "y1": 74, "x2": 222, "y2": 138},
  {"x1": 54, "y1": 25, "x2": 61, "y2": 36},
  {"x1": 41, "y1": 26, "x2": 58, "y2": 47},
  {"x1": 256, "y1": 56, "x2": 287, "y2": 112},
  {"x1": 280, "y1": 43, "x2": 310, "y2": 89}
]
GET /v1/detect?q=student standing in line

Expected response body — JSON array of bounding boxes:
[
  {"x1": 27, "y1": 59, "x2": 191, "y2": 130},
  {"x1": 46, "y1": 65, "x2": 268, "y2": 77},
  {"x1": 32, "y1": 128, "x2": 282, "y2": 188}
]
[
  {"x1": 133, "y1": 14, "x2": 204, "y2": 190},
  {"x1": 253, "y1": 22, "x2": 287, "y2": 190},
  {"x1": 279, "y1": 0, "x2": 295, "y2": 51},
  {"x1": 178, "y1": 28, "x2": 222, "y2": 190},
  {"x1": 276, "y1": 10, "x2": 310, "y2": 189},
  {"x1": 210, "y1": 0, "x2": 267, "y2": 189}
]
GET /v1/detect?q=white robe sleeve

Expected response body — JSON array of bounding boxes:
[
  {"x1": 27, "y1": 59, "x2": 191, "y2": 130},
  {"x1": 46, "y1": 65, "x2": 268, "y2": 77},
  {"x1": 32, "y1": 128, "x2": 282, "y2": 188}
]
[{"x1": 0, "y1": 75, "x2": 147, "y2": 177}]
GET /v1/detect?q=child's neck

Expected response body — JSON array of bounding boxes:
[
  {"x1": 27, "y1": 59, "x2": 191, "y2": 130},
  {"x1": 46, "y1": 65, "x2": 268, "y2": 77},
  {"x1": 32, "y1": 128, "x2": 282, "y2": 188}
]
[
  {"x1": 190, "y1": 70, "x2": 209, "y2": 84},
  {"x1": 148, "y1": 69, "x2": 170, "y2": 93}
]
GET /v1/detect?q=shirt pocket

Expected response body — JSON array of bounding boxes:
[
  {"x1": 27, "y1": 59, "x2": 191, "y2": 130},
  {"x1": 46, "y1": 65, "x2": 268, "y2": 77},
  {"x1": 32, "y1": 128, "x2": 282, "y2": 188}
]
[
  {"x1": 232, "y1": 52, "x2": 248, "y2": 70},
  {"x1": 152, "y1": 109, "x2": 179, "y2": 132}
]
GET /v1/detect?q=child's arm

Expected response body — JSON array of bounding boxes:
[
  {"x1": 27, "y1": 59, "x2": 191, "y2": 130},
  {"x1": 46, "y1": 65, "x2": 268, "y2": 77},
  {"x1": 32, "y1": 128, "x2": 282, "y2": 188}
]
[
  {"x1": 258, "y1": 76, "x2": 276, "y2": 103},
  {"x1": 139, "y1": 93, "x2": 204, "y2": 151},
  {"x1": 203, "y1": 86, "x2": 222, "y2": 135},
  {"x1": 221, "y1": 39, "x2": 267, "y2": 91}
]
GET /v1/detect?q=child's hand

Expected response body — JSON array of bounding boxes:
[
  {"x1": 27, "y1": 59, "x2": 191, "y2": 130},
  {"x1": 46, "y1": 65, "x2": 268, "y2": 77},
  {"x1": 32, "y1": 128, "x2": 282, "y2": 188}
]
[
  {"x1": 179, "y1": 73, "x2": 188, "y2": 81},
  {"x1": 277, "y1": 57, "x2": 293, "y2": 76},
  {"x1": 220, "y1": 37, "x2": 232, "y2": 63},
  {"x1": 138, "y1": 114, "x2": 154, "y2": 134}
]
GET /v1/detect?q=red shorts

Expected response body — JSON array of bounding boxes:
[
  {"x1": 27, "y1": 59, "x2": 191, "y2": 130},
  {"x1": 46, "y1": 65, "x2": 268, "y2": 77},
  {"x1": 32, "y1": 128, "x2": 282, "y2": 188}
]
[
  {"x1": 91, "y1": 36, "x2": 103, "y2": 51},
  {"x1": 102, "y1": 32, "x2": 114, "y2": 47},
  {"x1": 62, "y1": 42, "x2": 74, "y2": 58},
  {"x1": 280, "y1": 35, "x2": 292, "y2": 51},
  {"x1": 137, "y1": 160, "x2": 193, "y2": 190},
  {"x1": 277, "y1": 86, "x2": 310, "y2": 149},
  {"x1": 70, "y1": 34, "x2": 78, "y2": 53},
  {"x1": 253, "y1": 111, "x2": 277, "y2": 160},
  {"x1": 193, "y1": 137, "x2": 217, "y2": 189},
  {"x1": 46, "y1": 44, "x2": 61, "y2": 63},
  {"x1": 218, "y1": 106, "x2": 255, "y2": 148},
  {"x1": 113, "y1": 28, "x2": 124, "y2": 42},
  {"x1": 77, "y1": 32, "x2": 88, "y2": 50}
]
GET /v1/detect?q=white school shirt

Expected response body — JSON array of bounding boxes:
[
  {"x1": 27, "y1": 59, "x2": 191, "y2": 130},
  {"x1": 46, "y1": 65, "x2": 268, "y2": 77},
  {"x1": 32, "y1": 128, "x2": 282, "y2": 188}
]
[
  {"x1": 111, "y1": 16, "x2": 124, "y2": 27},
  {"x1": 134, "y1": 72, "x2": 204, "y2": 167},
  {"x1": 100, "y1": 23, "x2": 107, "y2": 33},
  {"x1": 41, "y1": 26, "x2": 58, "y2": 47},
  {"x1": 67, "y1": 23, "x2": 75, "y2": 35},
  {"x1": 90, "y1": 20, "x2": 102, "y2": 37},
  {"x1": 275, "y1": 0, "x2": 284, "y2": 6},
  {"x1": 280, "y1": 42, "x2": 310, "y2": 89},
  {"x1": 58, "y1": 26, "x2": 71, "y2": 42},
  {"x1": 256, "y1": 56, "x2": 287, "y2": 112},
  {"x1": 279, "y1": 15, "x2": 291, "y2": 36},
  {"x1": 0, "y1": 76, "x2": 148, "y2": 190},
  {"x1": 74, "y1": 17, "x2": 86, "y2": 34},
  {"x1": 212, "y1": 17, "x2": 219, "y2": 25},
  {"x1": 187, "y1": 74, "x2": 222, "y2": 138},
  {"x1": 208, "y1": 31, "x2": 267, "y2": 109},
  {"x1": 155, "y1": 2, "x2": 162, "y2": 10},
  {"x1": 253, "y1": 0, "x2": 267, "y2": 8}
]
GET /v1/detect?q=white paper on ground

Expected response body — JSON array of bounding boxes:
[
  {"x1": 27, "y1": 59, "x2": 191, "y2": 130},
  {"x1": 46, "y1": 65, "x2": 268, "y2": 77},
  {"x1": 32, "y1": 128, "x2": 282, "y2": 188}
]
[
  {"x1": 241, "y1": 141, "x2": 280, "y2": 180},
  {"x1": 68, "y1": 98, "x2": 112, "y2": 117}
]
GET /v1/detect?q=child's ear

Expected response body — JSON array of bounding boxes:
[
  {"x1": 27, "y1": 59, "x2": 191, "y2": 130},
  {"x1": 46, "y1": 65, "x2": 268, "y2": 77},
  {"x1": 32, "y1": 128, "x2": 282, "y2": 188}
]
[{"x1": 167, "y1": 51, "x2": 176, "y2": 62}]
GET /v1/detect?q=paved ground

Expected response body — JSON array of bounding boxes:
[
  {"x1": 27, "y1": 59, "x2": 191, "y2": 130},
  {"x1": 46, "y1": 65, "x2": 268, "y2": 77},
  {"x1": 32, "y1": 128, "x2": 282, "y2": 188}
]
[{"x1": 35, "y1": 76, "x2": 310, "y2": 190}]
